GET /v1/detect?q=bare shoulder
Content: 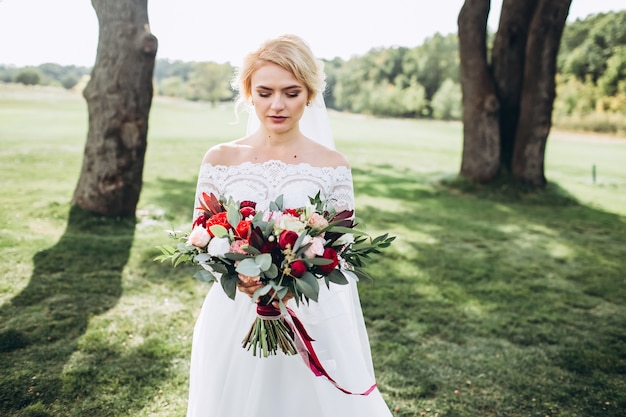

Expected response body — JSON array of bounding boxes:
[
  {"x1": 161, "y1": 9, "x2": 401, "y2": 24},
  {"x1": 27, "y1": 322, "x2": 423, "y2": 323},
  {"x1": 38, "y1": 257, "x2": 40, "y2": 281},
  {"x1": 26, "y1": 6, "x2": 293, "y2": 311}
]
[
  {"x1": 200, "y1": 139, "x2": 247, "y2": 166},
  {"x1": 307, "y1": 141, "x2": 351, "y2": 169}
]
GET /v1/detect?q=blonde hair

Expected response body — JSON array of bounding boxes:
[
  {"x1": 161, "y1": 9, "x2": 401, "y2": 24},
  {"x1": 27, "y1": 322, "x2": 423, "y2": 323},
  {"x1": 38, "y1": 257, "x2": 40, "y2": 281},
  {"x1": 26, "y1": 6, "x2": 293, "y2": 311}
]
[{"x1": 233, "y1": 34, "x2": 325, "y2": 105}]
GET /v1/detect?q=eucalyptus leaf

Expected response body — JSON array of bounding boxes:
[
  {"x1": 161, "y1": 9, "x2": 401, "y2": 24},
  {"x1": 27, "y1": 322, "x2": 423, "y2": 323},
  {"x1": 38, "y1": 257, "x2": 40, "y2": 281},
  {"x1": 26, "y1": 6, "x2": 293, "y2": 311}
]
[
  {"x1": 195, "y1": 253, "x2": 211, "y2": 263},
  {"x1": 223, "y1": 252, "x2": 249, "y2": 261},
  {"x1": 227, "y1": 205, "x2": 242, "y2": 229},
  {"x1": 209, "y1": 225, "x2": 229, "y2": 238},
  {"x1": 265, "y1": 263, "x2": 279, "y2": 279},
  {"x1": 255, "y1": 253, "x2": 272, "y2": 271},
  {"x1": 236, "y1": 258, "x2": 261, "y2": 276},
  {"x1": 252, "y1": 284, "x2": 272, "y2": 303},
  {"x1": 243, "y1": 245, "x2": 261, "y2": 255}
]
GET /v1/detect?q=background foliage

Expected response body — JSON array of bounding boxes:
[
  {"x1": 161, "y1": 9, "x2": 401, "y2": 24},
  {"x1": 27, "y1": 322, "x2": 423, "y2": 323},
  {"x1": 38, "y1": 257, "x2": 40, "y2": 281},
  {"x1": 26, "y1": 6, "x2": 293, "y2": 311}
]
[{"x1": 2, "y1": 11, "x2": 625, "y2": 133}]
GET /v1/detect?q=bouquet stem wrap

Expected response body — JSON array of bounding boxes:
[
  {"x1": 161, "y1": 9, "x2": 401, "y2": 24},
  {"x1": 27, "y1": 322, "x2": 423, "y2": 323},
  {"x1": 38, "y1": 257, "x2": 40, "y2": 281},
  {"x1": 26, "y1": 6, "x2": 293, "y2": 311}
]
[{"x1": 244, "y1": 304, "x2": 378, "y2": 396}]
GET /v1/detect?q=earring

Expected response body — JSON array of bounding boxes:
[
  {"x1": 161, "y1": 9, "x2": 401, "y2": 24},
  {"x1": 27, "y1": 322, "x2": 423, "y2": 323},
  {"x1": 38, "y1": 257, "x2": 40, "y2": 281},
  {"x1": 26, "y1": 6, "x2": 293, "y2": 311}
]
[{"x1": 306, "y1": 101, "x2": 311, "y2": 106}]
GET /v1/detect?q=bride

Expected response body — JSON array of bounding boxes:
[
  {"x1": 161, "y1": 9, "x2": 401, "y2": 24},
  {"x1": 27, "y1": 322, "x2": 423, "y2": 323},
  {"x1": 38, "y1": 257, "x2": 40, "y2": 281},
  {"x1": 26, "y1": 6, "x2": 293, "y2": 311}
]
[{"x1": 187, "y1": 34, "x2": 393, "y2": 417}]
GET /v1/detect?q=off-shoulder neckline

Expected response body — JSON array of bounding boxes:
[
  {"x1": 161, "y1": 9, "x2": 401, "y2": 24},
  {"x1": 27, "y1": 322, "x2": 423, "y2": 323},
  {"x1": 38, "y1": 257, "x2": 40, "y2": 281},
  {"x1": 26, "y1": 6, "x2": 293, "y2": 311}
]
[{"x1": 200, "y1": 160, "x2": 350, "y2": 171}]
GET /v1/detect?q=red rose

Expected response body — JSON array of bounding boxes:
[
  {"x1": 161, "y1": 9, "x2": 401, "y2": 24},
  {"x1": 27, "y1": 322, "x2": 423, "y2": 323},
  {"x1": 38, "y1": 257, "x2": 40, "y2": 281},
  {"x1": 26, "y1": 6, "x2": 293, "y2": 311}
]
[
  {"x1": 192, "y1": 213, "x2": 208, "y2": 228},
  {"x1": 261, "y1": 241, "x2": 282, "y2": 265},
  {"x1": 240, "y1": 200, "x2": 257, "y2": 209},
  {"x1": 317, "y1": 247, "x2": 338, "y2": 275},
  {"x1": 290, "y1": 260, "x2": 307, "y2": 278},
  {"x1": 283, "y1": 208, "x2": 300, "y2": 217},
  {"x1": 240, "y1": 206, "x2": 256, "y2": 218},
  {"x1": 205, "y1": 212, "x2": 231, "y2": 236},
  {"x1": 235, "y1": 220, "x2": 252, "y2": 239},
  {"x1": 278, "y1": 230, "x2": 299, "y2": 250}
]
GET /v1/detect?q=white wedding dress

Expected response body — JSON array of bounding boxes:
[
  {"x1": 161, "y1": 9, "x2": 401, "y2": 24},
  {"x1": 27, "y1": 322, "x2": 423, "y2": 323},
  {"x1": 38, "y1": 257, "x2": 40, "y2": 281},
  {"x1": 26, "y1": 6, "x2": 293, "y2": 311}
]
[{"x1": 187, "y1": 160, "x2": 393, "y2": 417}]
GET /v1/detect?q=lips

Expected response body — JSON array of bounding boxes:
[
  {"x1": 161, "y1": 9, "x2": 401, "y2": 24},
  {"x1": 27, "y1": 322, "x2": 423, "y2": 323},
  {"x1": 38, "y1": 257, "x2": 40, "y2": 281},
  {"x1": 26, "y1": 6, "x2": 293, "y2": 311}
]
[{"x1": 269, "y1": 115, "x2": 287, "y2": 122}]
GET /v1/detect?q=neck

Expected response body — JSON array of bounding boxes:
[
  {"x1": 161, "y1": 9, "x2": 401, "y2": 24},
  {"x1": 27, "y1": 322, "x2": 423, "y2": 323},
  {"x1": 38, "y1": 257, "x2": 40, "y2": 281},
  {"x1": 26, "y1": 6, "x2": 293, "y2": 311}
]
[{"x1": 256, "y1": 127, "x2": 303, "y2": 148}]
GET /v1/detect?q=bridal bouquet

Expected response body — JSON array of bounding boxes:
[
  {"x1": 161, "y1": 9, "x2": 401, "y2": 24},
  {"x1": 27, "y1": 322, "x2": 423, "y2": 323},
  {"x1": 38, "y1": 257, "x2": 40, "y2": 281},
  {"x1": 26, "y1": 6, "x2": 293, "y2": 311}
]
[{"x1": 155, "y1": 192, "x2": 394, "y2": 357}]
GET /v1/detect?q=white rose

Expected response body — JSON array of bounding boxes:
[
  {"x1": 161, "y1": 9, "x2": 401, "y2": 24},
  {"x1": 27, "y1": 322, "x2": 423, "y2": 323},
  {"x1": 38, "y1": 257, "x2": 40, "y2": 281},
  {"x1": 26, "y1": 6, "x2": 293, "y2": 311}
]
[
  {"x1": 207, "y1": 237, "x2": 231, "y2": 257},
  {"x1": 187, "y1": 225, "x2": 211, "y2": 248},
  {"x1": 335, "y1": 233, "x2": 355, "y2": 246},
  {"x1": 280, "y1": 215, "x2": 306, "y2": 233}
]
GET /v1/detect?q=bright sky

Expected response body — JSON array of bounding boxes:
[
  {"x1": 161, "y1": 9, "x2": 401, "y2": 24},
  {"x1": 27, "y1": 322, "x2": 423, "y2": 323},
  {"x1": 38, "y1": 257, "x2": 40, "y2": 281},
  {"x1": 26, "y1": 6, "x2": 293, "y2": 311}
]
[{"x1": 0, "y1": 0, "x2": 624, "y2": 67}]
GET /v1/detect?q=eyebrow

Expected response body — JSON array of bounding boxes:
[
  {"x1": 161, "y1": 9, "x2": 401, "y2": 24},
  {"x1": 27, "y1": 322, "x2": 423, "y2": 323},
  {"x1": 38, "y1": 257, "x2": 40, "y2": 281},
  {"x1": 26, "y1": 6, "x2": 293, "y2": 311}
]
[{"x1": 255, "y1": 85, "x2": 303, "y2": 91}]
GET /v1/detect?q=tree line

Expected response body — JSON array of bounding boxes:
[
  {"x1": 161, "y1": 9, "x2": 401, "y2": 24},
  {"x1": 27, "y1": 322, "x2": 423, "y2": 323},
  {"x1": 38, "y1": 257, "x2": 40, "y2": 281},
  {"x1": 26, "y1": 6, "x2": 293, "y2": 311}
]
[{"x1": 2, "y1": 10, "x2": 624, "y2": 131}]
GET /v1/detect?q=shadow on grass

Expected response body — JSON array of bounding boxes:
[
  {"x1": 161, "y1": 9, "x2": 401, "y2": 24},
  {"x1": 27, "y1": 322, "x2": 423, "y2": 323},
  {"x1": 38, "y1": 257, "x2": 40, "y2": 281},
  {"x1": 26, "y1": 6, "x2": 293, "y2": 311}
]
[
  {"x1": 351, "y1": 163, "x2": 626, "y2": 416},
  {"x1": 0, "y1": 207, "x2": 169, "y2": 417}
]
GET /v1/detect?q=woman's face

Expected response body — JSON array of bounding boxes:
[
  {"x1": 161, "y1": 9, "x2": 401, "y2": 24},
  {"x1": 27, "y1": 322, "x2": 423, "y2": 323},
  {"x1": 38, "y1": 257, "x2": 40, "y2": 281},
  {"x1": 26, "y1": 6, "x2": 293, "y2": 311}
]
[{"x1": 250, "y1": 62, "x2": 309, "y2": 136}]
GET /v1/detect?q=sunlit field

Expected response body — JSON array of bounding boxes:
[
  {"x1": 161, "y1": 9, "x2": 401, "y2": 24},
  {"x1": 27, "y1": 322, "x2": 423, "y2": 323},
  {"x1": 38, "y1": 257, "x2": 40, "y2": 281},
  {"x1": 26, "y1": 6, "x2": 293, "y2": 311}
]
[{"x1": 1, "y1": 84, "x2": 625, "y2": 417}]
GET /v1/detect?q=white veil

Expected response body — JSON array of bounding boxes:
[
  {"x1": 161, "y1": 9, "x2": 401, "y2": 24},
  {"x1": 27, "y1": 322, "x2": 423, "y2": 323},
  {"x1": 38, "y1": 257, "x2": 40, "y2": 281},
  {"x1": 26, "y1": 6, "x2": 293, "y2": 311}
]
[{"x1": 245, "y1": 90, "x2": 335, "y2": 150}]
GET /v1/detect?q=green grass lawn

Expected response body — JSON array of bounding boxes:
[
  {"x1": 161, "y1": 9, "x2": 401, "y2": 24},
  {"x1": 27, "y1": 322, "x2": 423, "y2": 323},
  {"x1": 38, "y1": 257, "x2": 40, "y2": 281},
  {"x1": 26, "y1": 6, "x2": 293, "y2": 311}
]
[{"x1": 1, "y1": 84, "x2": 625, "y2": 417}]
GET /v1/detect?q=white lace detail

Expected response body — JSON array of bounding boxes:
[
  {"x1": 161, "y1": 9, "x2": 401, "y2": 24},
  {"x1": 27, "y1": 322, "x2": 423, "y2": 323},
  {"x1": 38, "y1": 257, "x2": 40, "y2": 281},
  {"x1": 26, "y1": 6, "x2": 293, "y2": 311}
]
[{"x1": 194, "y1": 160, "x2": 354, "y2": 218}]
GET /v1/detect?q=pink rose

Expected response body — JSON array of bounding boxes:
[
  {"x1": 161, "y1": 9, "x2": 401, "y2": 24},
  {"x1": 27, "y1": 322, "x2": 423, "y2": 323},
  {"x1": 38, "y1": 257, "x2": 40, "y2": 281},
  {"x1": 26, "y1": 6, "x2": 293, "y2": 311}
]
[
  {"x1": 187, "y1": 225, "x2": 210, "y2": 248},
  {"x1": 230, "y1": 239, "x2": 249, "y2": 254},
  {"x1": 302, "y1": 235, "x2": 325, "y2": 258},
  {"x1": 307, "y1": 212, "x2": 329, "y2": 230}
]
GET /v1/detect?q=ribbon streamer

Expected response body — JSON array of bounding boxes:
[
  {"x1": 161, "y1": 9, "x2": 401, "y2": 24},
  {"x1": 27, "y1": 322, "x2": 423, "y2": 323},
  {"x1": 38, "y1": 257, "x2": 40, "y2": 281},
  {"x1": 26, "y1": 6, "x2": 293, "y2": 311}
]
[{"x1": 256, "y1": 304, "x2": 377, "y2": 396}]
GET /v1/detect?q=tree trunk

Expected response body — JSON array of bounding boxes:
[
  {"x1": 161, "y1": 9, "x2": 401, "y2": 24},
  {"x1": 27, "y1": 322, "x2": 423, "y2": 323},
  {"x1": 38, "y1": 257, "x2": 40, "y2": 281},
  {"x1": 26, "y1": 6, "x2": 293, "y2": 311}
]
[
  {"x1": 72, "y1": 0, "x2": 157, "y2": 216},
  {"x1": 491, "y1": 0, "x2": 538, "y2": 171},
  {"x1": 458, "y1": 0, "x2": 501, "y2": 182},
  {"x1": 458, "y1": 0, "x2": 571, "y2": 187},
  {"x1": 512, "y1": 0, "x2": 571, "y2": 186}
]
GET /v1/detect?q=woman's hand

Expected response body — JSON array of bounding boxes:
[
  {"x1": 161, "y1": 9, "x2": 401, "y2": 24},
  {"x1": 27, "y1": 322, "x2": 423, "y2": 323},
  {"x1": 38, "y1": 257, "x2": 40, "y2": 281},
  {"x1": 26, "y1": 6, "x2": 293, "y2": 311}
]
[
  {"x1": 237, "y1": 273, "x2": 294, "y2": 307},
  {"x1": 236, "y1": 274, "x2": 262, "y2": 298}
]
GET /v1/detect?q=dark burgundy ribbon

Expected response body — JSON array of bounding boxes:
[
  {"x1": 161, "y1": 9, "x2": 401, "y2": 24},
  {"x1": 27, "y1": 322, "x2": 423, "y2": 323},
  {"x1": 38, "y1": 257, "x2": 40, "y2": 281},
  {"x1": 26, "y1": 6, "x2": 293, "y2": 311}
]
[{"x1": 256, "y1": 304, "x2": 377, "y2": 396}]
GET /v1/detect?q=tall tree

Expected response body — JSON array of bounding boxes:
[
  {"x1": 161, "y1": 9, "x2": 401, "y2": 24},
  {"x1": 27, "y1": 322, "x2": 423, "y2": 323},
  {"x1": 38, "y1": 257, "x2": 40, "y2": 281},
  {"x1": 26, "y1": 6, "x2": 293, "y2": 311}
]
[
  {"x1": 458, "y1": 0, "x2": 571, "y2": 186},
  {"x1": 72, "y1": 0, "x2": 158, "y2": 216}
]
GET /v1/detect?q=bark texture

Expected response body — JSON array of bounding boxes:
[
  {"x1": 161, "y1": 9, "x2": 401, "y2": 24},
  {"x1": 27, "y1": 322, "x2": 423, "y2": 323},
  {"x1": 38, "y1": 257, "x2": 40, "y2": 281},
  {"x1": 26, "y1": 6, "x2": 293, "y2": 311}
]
[
  {"x1": 458, "y1": 0, "x2": 571, "y2": 186},
  {"x1": 458, "y1": 0, "x2": 501, "y2": 182},
  {"x1": 512, "y1": 0, "x2": 571, "y2": 186},
  {"x1": 72, "y1": 0, "x2": 157, "y2": 216}
]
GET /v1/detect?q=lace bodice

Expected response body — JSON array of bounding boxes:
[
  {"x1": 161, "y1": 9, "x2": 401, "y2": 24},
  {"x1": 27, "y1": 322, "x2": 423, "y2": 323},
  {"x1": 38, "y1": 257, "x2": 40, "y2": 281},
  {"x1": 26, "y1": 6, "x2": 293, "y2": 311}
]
[{"x1": 194, "y1": 160, "x2": 355, "y2": 217}]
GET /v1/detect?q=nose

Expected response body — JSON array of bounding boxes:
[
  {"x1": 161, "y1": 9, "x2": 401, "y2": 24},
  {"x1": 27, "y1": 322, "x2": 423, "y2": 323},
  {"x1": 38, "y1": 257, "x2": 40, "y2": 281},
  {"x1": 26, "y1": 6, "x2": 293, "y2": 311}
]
[{"x1": 271, "y1": 94, "x2": 285, "y2": 111}]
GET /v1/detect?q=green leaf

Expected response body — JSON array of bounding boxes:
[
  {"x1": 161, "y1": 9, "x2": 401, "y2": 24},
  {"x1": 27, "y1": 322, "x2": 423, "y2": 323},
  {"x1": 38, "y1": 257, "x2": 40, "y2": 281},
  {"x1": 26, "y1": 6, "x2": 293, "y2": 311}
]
[
  {"x1": 293, "y1": 231, "x2": 306, "y2": 252},
  {"x1": 227, "y1": 204, "x2": 242, "y2": 229},
  {"x1": 327, "y1": 269, "x2": 349, "y2": 285},
  {"x1": 223, "y1": 252, "x2": 250, "y2": 261},
  {"x1": 299, "y1": 271, "x2": 320, "y2": 301},
  {"x1": 221, "y1": 275, "x2": 238, "y2": 300},
  {"x1": 252, "y1": 284, "x2": 272, "y2": 303},
  {"x1": 264, "y1": 263, "x2": 279, "y2": 279},
  {"x1": 305, "y1": 257, "x2": 333, "y2": 266},
  {"x1": 209, "y1": 263, "x2": 230, "y2": 274},
  {"x1": 255, "y1": 253, "x2": 273, "y2": 271},
  {"x1": 236, "y1": 258, "x2": 261, "y2": 276},
  {"x1": 243, "y1": 245, "x2": 261, "y2": 255},
  {"x1": 295, "y1": 277, "x2": 318, "y2": 302},
  {"x1": 270, "y1": 195, "x2": 284, "y2": 211},
  {"x1": 194, "y1": 269, "x2": 217, "y2": 283},
  {"x1": 352, "y1": 267, "x2": 373, "y2": 282},
  {"x1": 209, "y1": 225, "x2": 229, "y2": 238}
]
